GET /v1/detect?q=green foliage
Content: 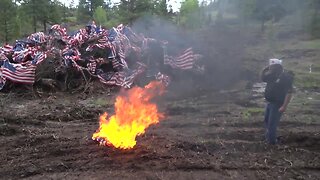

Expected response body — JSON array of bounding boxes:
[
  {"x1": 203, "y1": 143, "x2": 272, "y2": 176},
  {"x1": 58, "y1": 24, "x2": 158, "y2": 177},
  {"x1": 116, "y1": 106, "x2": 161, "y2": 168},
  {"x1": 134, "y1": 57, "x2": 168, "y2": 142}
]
[
  {"x1": 17, "y1": 4, "x2": 34, "y2": 36},
  {"x1": 0, "y1": 0, "x2": 17, "y2": 43},
  {"x1": 12, "y1": 15, "x2": 22, "y2": 40},
  {"x1": 3, "y1": 0, "x2": 320, "y2": 39},
  {"x1": 235, "y1": 0, "x2": 285, "y2": 31},
  {"x1": 65, "y1": 16, "x2": 77, "y2": 24},
  {"x1": 242, "y1": 107, "x2": 264, "y2": 120},
  {"x1": 154, "y1": 0, "x2": 169, "y2": 17},
  {"x1": 306, "y1": 0, "x2": 320, "y2": 38},
  {"x1": 20, "y1": 0, "x2": 63, "y2": 33},
  {"x1": 255, "y1": 0, "x2": 285, "y2": 22},
  {"x1": 295, "y1": 72, "x2": 320, "y2": 90},
  {"x1": 118, "y1": 0, "x2": 155, "y2": 24},
  {"x1": 94, "y1": 97, "x2": 113, "y2": 107},
  {"x1": 237, "y1": 0, "x2": 256, "y2": 20},
  {"x1": 179, "y1": 0, "x2": 200, "y2": 28},
  {"x1": 180, "y1": 0, "x2": 199, "y2": 15},
  {"x1": 93, "y1": 6, "x2": 107, "y2": 26},
  {"x1": 49, "y1": 1, "x2": 64, "y2": 23},
  {"x1": 89, "y1": 0, "x2": 104, "y2": 13},
  {"x1": 77, "y1": 0, "x2": 91, "y2": 23},
  {"x1": 77, "y1": 0, "x2": 106, "y2": 24}
]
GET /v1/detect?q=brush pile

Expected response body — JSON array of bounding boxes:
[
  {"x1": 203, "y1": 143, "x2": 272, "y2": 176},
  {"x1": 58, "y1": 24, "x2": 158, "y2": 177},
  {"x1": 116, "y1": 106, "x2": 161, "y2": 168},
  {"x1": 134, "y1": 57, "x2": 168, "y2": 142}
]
[{"x1": 0, "y1": 22, "x2": 203, "y2": 93}]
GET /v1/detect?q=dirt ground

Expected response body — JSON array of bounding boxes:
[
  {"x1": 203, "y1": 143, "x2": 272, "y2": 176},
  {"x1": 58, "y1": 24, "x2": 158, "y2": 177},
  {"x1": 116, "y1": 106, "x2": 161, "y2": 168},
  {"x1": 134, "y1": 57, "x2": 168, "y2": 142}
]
[{"x1": 0, "y1": 84, "x2": 319, "y2": 180}]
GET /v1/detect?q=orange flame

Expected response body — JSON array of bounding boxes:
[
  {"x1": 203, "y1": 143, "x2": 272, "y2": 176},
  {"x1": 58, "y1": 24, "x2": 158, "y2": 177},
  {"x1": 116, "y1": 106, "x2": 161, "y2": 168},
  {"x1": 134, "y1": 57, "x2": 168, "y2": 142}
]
[{"x1": 92, "y1": 81, "x2": 165, "y2": 150}]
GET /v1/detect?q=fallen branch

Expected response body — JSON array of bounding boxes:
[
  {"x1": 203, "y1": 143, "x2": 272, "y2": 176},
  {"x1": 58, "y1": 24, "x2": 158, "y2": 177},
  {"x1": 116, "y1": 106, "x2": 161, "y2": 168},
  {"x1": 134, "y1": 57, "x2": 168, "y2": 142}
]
[{"x1": 284, "y1": 158, "x2": 293, "y2": 166}]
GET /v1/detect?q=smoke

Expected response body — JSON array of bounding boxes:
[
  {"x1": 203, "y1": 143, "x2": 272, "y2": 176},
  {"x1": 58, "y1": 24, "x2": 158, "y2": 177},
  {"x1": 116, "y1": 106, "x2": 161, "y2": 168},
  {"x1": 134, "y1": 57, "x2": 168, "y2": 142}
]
[
  {"x1": 130, "y1": 16, "x2": 248, "y2": 97},
  {"x1": 118, "y1": 1, "x2": 318, "y2": 99}
]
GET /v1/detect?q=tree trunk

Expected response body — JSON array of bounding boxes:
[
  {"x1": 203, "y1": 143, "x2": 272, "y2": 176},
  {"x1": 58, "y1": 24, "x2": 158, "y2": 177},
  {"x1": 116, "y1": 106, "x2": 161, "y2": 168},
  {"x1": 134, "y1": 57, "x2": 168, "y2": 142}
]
[
  {"x1": 32, "y1": 0, "x2": 37, "y2": 32},
  {"x1": 43, "y1": 20, "x2": 47, "y2": 33},
  {"x1": 4, "y1": 19, "x2": 8, "y2": 43},
  {"x1": 90, "y1": 1, "x2": 94, "y2": 17},
  {"x1": 33, "y1": 15, "x2": 37, "y2": 33}
]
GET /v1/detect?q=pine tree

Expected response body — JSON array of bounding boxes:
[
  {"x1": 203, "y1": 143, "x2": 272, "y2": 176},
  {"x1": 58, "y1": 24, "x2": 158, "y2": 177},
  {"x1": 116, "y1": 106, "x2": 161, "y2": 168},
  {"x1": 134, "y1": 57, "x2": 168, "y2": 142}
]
[
  {"x1": 20, "y1": 0, "x2": 62, "y2": 33},
  {"x1": 118, "y1": 0, "x2": 155, "y2": 25},
  {"x1": 93, "y1": 6, "x2": 107, "y2": 26},
  {"x1": 0, "y1": 0, "x2": 17, "y2": 43},
  {"x1": 77, "y1": 0, "x2": 91, "y2": 23},
  {"x1": 179, "y1": 0, "x2": 200, "y2": 28}
]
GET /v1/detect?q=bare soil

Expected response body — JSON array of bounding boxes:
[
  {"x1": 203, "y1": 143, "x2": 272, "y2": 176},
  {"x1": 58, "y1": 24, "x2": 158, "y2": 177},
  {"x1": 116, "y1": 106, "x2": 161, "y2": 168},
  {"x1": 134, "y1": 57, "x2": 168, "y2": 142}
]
[{"x1": 0, "y1": 87, "x2": 319, "y2": 180}]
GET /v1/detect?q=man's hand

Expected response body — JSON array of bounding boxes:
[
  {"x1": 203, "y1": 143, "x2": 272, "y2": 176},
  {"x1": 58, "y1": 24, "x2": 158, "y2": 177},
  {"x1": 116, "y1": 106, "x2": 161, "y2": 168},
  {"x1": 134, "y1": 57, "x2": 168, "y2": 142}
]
[
  {"x1": 279, "y1": 106, "x2": 286, "y2": 113},
  {"x1": 279, "y1": 93, "x2": 293, "y2": 113}
]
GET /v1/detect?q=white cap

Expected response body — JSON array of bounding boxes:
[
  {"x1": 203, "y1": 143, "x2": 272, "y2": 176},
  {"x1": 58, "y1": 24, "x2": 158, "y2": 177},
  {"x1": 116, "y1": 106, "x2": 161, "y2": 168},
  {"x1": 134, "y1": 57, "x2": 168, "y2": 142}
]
[{"x1": 269, "y1": 59, "x2": 282, "y2": 65}]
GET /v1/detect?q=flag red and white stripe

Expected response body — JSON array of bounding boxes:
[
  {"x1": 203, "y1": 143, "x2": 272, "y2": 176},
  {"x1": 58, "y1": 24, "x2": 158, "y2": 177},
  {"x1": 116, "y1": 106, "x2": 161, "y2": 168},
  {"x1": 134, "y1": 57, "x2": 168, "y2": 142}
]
[
  {"x1": 98, "y1": 71, "x2": 125, "y2": 86},
  {"x1": 164, "y1": 48, "x2": 200, "y2": 70},
  {"x1": 1, "y1": 61, "x2": 36, "y2": 84},
  {"x1": 121, "y1": 62, "x2": 146, "y2": 88}
]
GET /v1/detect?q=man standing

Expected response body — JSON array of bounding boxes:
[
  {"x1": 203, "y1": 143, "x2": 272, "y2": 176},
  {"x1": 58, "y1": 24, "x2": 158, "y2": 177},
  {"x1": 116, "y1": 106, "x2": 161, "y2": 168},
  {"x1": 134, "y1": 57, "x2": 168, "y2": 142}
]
[{"x1": 261, "y1": 60, "x2": 294, "y2": 144}]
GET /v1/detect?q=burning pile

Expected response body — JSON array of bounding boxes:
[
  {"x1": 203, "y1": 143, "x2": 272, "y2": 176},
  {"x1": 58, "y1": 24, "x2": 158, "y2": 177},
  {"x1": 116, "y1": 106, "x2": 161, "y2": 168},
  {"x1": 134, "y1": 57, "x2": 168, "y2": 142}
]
[
  {"x1": 0, "y1": 22, "x2": 203, "y2": 91},
  {"x1": 92, "y1": 81, "x2": 165, "y2": 149}
]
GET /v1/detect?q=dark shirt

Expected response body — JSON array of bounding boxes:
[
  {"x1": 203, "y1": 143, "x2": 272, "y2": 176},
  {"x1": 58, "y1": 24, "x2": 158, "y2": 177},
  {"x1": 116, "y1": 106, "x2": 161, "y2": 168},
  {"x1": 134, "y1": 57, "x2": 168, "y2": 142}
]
[{"x1": 262, "y1": 69, "x2": 294, "y2": 105}]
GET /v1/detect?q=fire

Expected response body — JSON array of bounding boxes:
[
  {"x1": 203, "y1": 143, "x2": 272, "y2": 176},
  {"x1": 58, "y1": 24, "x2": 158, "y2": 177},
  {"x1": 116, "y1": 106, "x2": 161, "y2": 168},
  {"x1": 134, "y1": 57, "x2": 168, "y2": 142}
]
[{"x1": 92, "y1": 81, "x2": 165, "y2": 150}]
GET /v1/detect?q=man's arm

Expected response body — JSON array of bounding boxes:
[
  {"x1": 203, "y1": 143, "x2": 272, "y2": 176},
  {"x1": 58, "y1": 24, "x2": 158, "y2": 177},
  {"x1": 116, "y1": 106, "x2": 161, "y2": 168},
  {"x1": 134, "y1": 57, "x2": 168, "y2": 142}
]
[
  {"x1": 279, "y1": 93, "x2": 292, "y2": 113},
  {"x1": 261, "y1": 66, "x2": 270, "y2": 82},
  {"x1": 279, "y1": 71, "x2": 295, "y2": 113}
]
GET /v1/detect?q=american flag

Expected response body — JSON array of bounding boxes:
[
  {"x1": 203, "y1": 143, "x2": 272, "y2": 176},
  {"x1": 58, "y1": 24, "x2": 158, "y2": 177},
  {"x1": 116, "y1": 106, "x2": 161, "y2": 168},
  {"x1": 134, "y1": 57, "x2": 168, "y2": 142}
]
[
  {"x1": 0, "y1": 44, "x2": 13, "y2": 55},
  {"x1": 0, "y1": 23, "x2": 204, "y2": 90},
  {"x1": 142, "y1": 37, "x2": 156, "y2": 50},
  {"x1": 108, "y1": 27, "x2": 120, "y2": 42},
  {"x1": 96, "y1": 42, "x2": 112, "y2": 49},
  {"x1": 98, "y1": 71, "x2": 125, "y2": 87},
  {"x1": 69, "y1": 29, "x2": 88, "y2": 47},
  {"x1": 123, "y1": 26, "x2": 144, "y2": 44},
  {"x1": 87, "y1": 57, "x2": 97, "y2": 74},
  {"x1": 111, "y1": 58, "x2": 122, "y2": 70},
  {"x1": 1, "y1": 60, "x2": 36, "y2": 84},
  {"x1": 32, "y1": 51, "x2": 47, "y2": 65},
  {"x1": 28, "y1": 32, "x2": 47, "y2": 44},
  {"x1": 0, "y1": 53, "x2": 8, "y2": 61},
  {"x1": 61, "y1": 49, "x2": 83, "y2": 72},
  {"x1": 50, "y1": 24, "x2": 67, "y2": 38},
  {"x1": 98, "y1": 29, "x2": 108, "y2": 37},
  {"x1": 12, "y1": 48, "x2": 33, "y2": 63},
  {"x1": 155, "y1": 72, "x2": 170, "y2": 87},
  {"x1": 87, "y1": 21, "x2": 97, "y2": 37},
  {"x1": 97, "y1": 62, "x2": 146, "y2": 88},
  {"x1": 108, "y1": 41, "x2": 127, "y2": 70},
  {"x1": 97, "y1": 36, "x2": 108, "y2": 44},
  {"x1": 117, "y1": 48, "x2": 128, "y2": 68},
  {"x1": 85, "y1": 41, "x2": 112, "y2": 52},
  {"x1": 62, "y1": 47, "x2": 81, "y2": 63},
  {"x1": 0, "y1": 75, "x2": 6, "y2": 90},
  {"x1": 121, "y1": 62, "x2": 146, "y2": 88},
  {"x1": 164, "y1": 47, "x2": 201, "y2": 70}
]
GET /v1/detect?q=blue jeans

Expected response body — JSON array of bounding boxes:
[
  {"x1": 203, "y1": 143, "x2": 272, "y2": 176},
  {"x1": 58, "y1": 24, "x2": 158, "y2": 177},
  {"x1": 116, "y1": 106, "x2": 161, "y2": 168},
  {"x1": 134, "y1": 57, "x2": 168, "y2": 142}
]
[{"x1": 264, "y1": 102, "x2": 283, "y2": 144}]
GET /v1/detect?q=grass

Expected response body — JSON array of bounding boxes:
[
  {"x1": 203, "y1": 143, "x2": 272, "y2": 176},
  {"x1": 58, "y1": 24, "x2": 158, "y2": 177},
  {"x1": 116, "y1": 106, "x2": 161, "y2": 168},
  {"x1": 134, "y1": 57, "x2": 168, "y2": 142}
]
[
  {"x1": 65, "y1": 17, "x2": 77, "y2": 23},
  {"x1": 242, "y1": 107, "x2": 264, "y2": 120},
  {"x1": 245, "y1": 39, "x2": 320, "y2": 90},
  {"x1": 285, "y1": 39, "x2": 320, "y2": 50},
  {"x1": 93, "y1": 97, "x2": 113, "y2": 107},
  {"x1": 269, "y1": 30, "x2": 320, "y2": 90},
  {"x1": 294, "y1": 72, "x2": 320, "y2": 89}
]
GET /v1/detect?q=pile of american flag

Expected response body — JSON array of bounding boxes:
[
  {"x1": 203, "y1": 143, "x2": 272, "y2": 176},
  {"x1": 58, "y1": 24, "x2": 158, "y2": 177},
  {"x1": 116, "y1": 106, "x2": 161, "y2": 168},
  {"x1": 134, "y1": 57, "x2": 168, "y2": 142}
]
[{"x1": 0, "y1": 22, "x2": 203, "y2": 91}]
